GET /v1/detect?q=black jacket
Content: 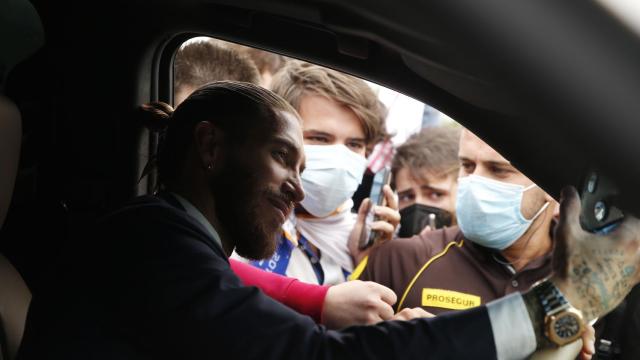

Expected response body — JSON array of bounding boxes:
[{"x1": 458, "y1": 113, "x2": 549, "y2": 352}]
[{"x1": 18, "y1": 195, "x2": 498, "y2": 359}]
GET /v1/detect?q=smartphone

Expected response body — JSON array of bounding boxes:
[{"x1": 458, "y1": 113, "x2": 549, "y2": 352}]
[
  {"x1": 359, "y1": 167, "x2": 392, "y2": 249},
  {"x1": 580, "y1": 170, "x2": 624, "y2": 234}
]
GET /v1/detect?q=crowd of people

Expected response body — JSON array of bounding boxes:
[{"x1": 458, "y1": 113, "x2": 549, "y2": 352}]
[{"x1": 16, "y1": 37, "x2": 640, "y2": 360}]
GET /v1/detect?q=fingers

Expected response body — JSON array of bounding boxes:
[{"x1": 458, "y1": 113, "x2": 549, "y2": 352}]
[
  {"x1": 362, "y1": 281, "x2": 395, "y2": 322},
  {"x1": 349, "y1": 199, "x2": 371, "y2": 254},
  {"x1": 553, "y1": 186, "x2": 582, "y2": 279},
  {"x1": 414, "y1": 308, "x2": 435, "y2": 318},
  {"x1": 557, "y1": 186, "x2": 582, "y2": 239},
  {"x1": 580, "y1": 324, "x2": 595, "y2": 360},
  {"x1": 322, "y1": 280, "x2": 398, "y2": 328},
  {"x1": 370, "y1": 197, "x2": 401, "y2": 243},
  {"x1": 370, "y1": 221, "x2": 395, "y2": 236},
  {"x1": 374, "y1": 205, "x2": 400, "y2": 222},
  {"x1": 356, "y1": 198, "x2": 372, "y2": 224},
  {"x1": 370, "y1": 221, "x2": 395, "y2": 244},
  {"x1": 354, "y1": 195, "x2": 399, "y2": 247},
  {"x1": 368, "y1": 281, "x2": 398, "y2": 306},
  {"x1": 373, "y1": 205, "x2": 401, "y2": 226},
  {"x1": 403, "y1": 307, "x2": 434, "y2": 318},
  {"x1": 383, "y1": 185, "x2": 398, "y2": 210},
  {"x1": 376, "y1": 303, "x2": 395, "y2": 321},
  {"x1": 580, "y1": 350, "x2": 593, "y2": 360},
  {"x1": 392, "y1": 307, "x2": 435, "y2": 321}
]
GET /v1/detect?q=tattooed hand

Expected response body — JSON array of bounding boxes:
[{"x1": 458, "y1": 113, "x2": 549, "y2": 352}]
[{"x1": 551, "y1": 186, "x2": 640, "y2": 321}]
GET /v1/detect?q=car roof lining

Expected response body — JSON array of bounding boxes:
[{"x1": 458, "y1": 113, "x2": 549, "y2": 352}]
[{"x1": 6, "y1": 0, "x2": 640, "y2": 216}]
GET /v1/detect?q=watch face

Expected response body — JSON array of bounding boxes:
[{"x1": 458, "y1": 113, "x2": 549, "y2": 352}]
[{"x1": 554, "y1": 313, "x2": 581, "y2": 339}]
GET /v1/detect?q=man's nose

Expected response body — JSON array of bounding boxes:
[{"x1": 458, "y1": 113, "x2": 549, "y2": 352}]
[{"x1": 284, "y1": 177, "x2": 304, "y2": 203}]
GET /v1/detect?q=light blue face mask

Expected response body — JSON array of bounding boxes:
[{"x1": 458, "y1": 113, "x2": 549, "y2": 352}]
[
  {"x1": 300, "y1": 144, "x2": 367, "y2": 217},
  {"x1": 456, "y1": 174, "x2": 549, "y2": 250}
]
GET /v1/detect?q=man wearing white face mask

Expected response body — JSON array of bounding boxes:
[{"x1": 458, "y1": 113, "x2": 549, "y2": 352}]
[
  {"x1": 357, "y1": 129, "x2": 594, "y2": 359},
  {"x1": 234, "y1": 61, "x2": 401, "y2": 286}
]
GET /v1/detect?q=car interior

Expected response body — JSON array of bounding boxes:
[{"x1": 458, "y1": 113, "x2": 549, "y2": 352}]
[{"x1": 2, "y1": 0, "x2": 640, "y2": 358}]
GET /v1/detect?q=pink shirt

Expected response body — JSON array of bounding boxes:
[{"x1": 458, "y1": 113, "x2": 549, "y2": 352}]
[{"x1": 229, "y1": 259, "x2": 329, "y2": 323}]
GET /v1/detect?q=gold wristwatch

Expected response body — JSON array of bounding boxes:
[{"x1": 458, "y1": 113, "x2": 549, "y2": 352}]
[{"x1": 533, "y1": 280, "x2": 585, "y2": 346}]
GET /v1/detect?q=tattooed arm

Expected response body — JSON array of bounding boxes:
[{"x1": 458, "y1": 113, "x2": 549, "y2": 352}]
[{"x1": 523, "y1": 186, "x2": 640, "y2": 349}]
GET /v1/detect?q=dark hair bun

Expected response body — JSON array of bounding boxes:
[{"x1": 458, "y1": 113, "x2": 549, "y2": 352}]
[{"x1": 138, "y1": 102, "x2": 174, "y2": 131}]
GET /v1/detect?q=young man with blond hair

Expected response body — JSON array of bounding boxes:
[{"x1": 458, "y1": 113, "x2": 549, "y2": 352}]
[{"x1": 240, "y1": 61, "x2": 400, "y2": 285}]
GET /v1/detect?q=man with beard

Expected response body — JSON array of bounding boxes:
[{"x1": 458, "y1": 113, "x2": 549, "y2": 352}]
[
  {"x1": 18, "y1": 82, "x2": 640, "y2": 360},
  {"x1": 355, "y1": 129, "x2": 603, "y2": 358},
  {"x1": 172, "y1": 40, "x2": 407, "y2": 330}
]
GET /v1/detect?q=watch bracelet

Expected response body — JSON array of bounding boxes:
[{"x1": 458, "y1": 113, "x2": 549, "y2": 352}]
[
  {"x1": 533, "y1": 280, "x2": 569, "y2": 315},
  {"x1": 522, "y1": 287, "x2": 556, "y2": 349}
]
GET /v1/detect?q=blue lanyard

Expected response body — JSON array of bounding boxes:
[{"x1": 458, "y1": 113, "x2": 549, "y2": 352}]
[
  {"x1": 250, "y1": 232, "x2": 337, "y2": 285},
  {"x1": 249, "y1": 234, "x2": 294, "y2": 275},
  {"x1": 297, "y1": 235, "x2": 325, "y2": 285}
]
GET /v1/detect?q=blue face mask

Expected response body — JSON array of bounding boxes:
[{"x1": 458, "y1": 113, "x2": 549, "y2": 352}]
[
  {"x1": 455, "y1": 175, "x2": 549, "y2": 250},
  {"x1": 300, "y1": 144, "x2": 367, "y2": 217}
]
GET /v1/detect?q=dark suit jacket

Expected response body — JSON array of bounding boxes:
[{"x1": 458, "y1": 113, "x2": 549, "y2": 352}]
[{"x1": 18, "y1": 195, "x2": 498, "y2": 359}]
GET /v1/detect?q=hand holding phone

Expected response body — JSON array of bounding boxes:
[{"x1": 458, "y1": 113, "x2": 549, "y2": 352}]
[{"x1": 359, "y1": 168, "x2": 392, "y2": 249}]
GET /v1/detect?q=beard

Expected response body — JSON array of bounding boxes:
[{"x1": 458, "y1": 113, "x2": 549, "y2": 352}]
[{"x1": 210, "y1": 162, "x2": 282, "y2": 260}]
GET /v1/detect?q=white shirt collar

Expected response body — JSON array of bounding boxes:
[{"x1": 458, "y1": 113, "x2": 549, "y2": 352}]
[{"x1": 171, "y1": 192, "x2": 224, "y2": 252}]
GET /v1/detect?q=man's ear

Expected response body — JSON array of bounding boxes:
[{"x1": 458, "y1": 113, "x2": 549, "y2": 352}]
[{"x1": 193, "y1": 121, "x2": 221, "y2": 171}]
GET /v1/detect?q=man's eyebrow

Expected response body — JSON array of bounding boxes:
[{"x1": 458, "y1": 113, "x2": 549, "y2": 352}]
[
  {"x1": 484, "y1": 160, "x2": 513, "y2": 168},
  {"x1": 420, "y1": 184, "x2": 449, "y2": 193},
  {"x1": 273, "y1": 137, "x2": 305, "y2": 168},
  {"x1": 303, "y1": 129, "x2": 333, "y2": 137},
  {"x1": 272, "y1": 137, "x2": 299, "y2": 154},
  {"x1": 397, "y1": 188, "x2": 414, "y2": 195}
]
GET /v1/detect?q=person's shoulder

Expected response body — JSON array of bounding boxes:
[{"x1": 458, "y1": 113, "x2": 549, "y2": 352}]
[
  {"x1": 103, "y1": 195, "x2": 196, "y2": 230},
  {"x1": 364, "y1": 233, "x2": 429, "y2": 274},
  {"x1": 97, "y1": 194, "x2": 221, "y2": 255},
  {"x1": 417, "y1": 226, "x2": 464, "y2": 255},
  {"x1": 104, "y1": 195, "x2": 177, "y2": 220},
  {"x1": 370, "y1": 226, "x2": 463, "y2": 260},
  {"x1": 369, "y1": 236, "x2": 425, "y2": 260}
]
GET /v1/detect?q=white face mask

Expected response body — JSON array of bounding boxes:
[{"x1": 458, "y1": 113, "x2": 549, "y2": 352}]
[
  {"x1": 456, "y1": 174, "x2": 549, "y2": 250},
  {"x1": 300, "y1": 144, "x2": 367, "y2": 217}
]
